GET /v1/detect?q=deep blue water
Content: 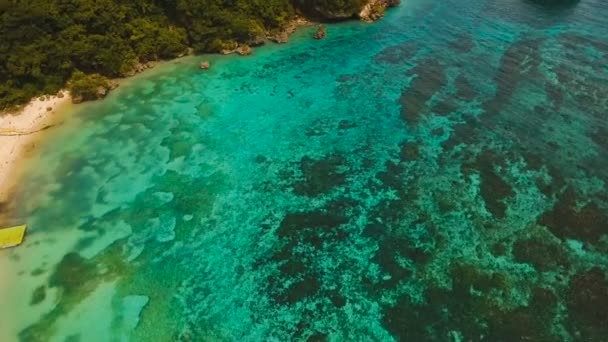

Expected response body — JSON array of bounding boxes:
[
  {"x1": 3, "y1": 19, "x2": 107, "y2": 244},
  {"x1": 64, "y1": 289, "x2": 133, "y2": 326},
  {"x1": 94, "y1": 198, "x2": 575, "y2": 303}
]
[{"x1": 2, "y1": 0, "x2": 608, "y2": 340}]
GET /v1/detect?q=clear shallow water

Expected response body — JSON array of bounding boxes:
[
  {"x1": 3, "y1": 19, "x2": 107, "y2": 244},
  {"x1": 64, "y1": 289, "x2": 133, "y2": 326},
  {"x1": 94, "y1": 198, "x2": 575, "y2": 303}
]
[{"x1": 2, "y1": 0, "x2": 608, "y2": 340}]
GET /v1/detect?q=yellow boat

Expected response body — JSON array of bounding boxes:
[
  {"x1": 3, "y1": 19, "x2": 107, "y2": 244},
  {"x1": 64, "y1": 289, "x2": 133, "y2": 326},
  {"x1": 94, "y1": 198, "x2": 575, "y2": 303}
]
[{"x1": 0, "y1": 225, "x2": 27, "y2": 248}]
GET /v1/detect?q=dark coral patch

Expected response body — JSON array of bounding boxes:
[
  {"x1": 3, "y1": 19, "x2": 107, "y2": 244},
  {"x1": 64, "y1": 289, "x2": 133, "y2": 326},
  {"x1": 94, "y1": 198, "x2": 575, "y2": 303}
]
[
  {"x1": 512, "y1": 235, "x2": 569, "y2": 271},
  {"x1": 441, "y1": 119, "x2": 479, "y2": 152},
  {"x1": 371, "y1": 238, "x2": 414, "y2": 288},
  {"x1": 382, "y1": 295, "x2": 442, "y2": 340},
  {"x1": 327, "y1": 289, "x2": 346, "y2": 308},
  {"x1": 463, "y1": 151, "x2": 514, "y2": 219},
  {"x1": 479, "y1": 168, "x2": 514, "y2": 219},
  {"x1": 266, "y1": 207, "x2": 350, "y2": 305},
  {"x1": 49, "y1": 253, "x2": 97, "y2": 295},
  {"x1": 544, "y1": 82, "x2": 564, "y2": 109},
  {"x1": 399, "y1": 141, "x2": 420, "y2": 161},
  {"x1": 294, "y1": 155, "x2": 347, "y2": 197},
  {"x1": 450, "y1": 33, "x2": 475, "y2": 53},
  {"x1": 482, "y1": 39, "x2": 543, "y2": 117},
  {"x1": 30, "y1": 286, "x2": 46, "y2": 305},
  {"x1": 374, "y1": 42, "x2": 417, "y2": 64},
  {"x1": 539, "y1": 187, "x2": 608, "y2": 244},
  {"x1": 450, "y1": 262, "x2": 510, "y2": 295},
  {"x1": 279, "y1": 259, "x2": 307, "y2": 277},
  {"x1": 31, "y1": 268, "x2": 45, "y2": 276},
  {"x1": 430, "y1": 98, "x2": 458, "y2": 116},
  {"x1": 485, "y1": 305, "x2": 560, "y2": 341},
  {"x1": 277, "y1": 210, "x2": 349, "y2": 245},
  {"x1": 277, "y1": 275, "x2": 321, "y2": 304},
  {"x1": 382, "y1": 262, "x2": 559, "y2": 341},
  {"x1": 337, "y1": 119, "x2": 357, "y2": 130},
  {"x1": 399, "y1": 59, "x2": 447, "y2": 125},
  {"x1": 590, "y1": 126, "x2": 608, "y2": 152},
  {"x1": 454, "y1": 75, "x2": 477, "y2": 101},
  {"x1": 559, "y1": 33, "x2": 608, "y2": 73},
  {"x1": 521, "y1": 151, "x2": 544, "y2": 171},
  {"x1": 560, "y1": 33, "x2": 608, "y2": 55},
  {"x1": 566, "y1": 267, "x2": 608, "y2": 340},
  {"x1": 254, "y1": 155, "x2": 268, "y2": 164},
  {"x1": 306, "y1": 332, "x2": 327, "y2": 342},
  {"x1": 431, "y1": 127, "x2": 444, "y2": 136}
]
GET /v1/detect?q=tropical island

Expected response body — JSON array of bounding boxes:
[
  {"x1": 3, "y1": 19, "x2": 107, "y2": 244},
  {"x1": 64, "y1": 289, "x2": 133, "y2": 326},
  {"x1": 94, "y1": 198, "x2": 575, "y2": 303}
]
[
  {"x1": 2, "y1": 0, "x2": 608, "y2": 341},
  {"x1": 0, "y1": 0, "x2": 399, "y2": 109}
]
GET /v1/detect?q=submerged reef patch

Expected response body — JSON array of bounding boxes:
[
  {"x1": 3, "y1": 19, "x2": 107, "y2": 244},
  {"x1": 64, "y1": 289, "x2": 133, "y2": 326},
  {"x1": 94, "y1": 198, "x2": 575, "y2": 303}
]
[
  {"x1": 539, "y1": 187, "x2": 608, "y2": 244},
  {"x1": 294, "y1": 154, "x2": 348, "y2": 197},
  {"x1": 399, "y1": 59, "x2": 447, "y2": 125},
  {"x1": 463, "y1": 150, "x2": 514, "y2": 219},
  {"x1": 566, "y1": 267, "x2": 608, "y2": 340}
]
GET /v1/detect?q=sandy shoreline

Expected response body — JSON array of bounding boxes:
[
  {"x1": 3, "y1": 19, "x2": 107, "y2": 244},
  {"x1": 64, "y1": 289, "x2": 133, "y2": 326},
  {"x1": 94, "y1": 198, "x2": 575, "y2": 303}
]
[{"x1": 0, "y1": 92, "x2": 72, "y2": 224}]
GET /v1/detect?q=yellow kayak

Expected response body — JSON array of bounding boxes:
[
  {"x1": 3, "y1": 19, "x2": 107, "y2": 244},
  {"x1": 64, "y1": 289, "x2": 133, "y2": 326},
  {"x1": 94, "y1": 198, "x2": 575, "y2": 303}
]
[{"x1": 0, "y1": 224, "x2": 27, "y2": 248}]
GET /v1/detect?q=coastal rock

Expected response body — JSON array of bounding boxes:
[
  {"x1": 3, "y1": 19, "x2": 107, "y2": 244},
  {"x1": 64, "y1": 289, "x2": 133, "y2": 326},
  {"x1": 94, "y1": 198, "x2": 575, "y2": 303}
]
[
  {"x1": 96, "y1": 86, "x2": 108, "y2": 98},
  {"x1": 269, "y1": 31, "x2": 290, "y2": 44},
  {"x1": 72, "y1": 96, "x2": 83, "y2": 104},
  {"x1": 267, "y1": 16, "x2": 312, "y2": 44},
  {"x1": 220, "y1": 41, "x2": 239, "y2": 55},
  {"x1": 123, "y1": 61, "x2": 157, "y2": 77},
  {"x1": 297, "y1": 0, "x2": 399, "y2": 20},
  {"x1": 200, "y1": 61, "x2": 211, "y2": 70},
  {"x1": 222, "y1": 44, "x2": 254, "y2": 56},
  {"x1": 237, "y1": 45, "x2": 253, "y2": 56},
  {"x1": 247, "y1": 32, "x2": 266, "y2": 47},
  {"x1": 359, "y1": 0, "x2": 401, "y2": 22},
  {"x1": 313, "y1": 24, "x2": 326, "y2": 39}
]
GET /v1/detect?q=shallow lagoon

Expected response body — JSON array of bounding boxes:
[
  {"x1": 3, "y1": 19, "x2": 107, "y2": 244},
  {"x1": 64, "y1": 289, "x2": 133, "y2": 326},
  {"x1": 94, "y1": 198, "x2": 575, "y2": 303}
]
[{"x1": 2, "y1": 0, "x2": 608, "y2": 340}]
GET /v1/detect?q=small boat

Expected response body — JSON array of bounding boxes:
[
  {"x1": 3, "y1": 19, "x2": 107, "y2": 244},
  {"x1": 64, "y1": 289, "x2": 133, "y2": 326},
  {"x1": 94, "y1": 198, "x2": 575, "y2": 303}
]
[{"x1": 0, "y1": 224, "x2": 27, "y2": 248}]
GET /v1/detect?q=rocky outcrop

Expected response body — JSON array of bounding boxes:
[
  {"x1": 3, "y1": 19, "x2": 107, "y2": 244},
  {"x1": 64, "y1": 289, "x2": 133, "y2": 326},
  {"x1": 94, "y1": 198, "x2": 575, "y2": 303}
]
[
  {"x1": 68, "y1": 71, "x2": 117, "y2": 104},
  {"x1": 295, "y1": 0, "x2": 399, "y2": 21},
  {"x1": 71, "y1": 81, "x2": 117, "y2": 104},
  {"x1": 237, "y1": 45, "x2": 253, "y2": 56},
  {"x1": 247, "y1": 32, "x2": 266, "y2": 47},
  {"x1": 123, "y1": 61, "x2": 158, "y2": 77},
  {"x1": 200, "y1": 61, "x2": 210, "y2": 70},
  {"x1": 221, "y1": 44, "x2": 254, "y2": 56},
  {"x1": 313, "y1": 25, "x2": 327, "y2": 39},
  {"x1": 359, "y1": 0, "x2": 401, "y2": 22},
  {"x1": 267, "y1": 16, "x2": 312, "y2": 44}
]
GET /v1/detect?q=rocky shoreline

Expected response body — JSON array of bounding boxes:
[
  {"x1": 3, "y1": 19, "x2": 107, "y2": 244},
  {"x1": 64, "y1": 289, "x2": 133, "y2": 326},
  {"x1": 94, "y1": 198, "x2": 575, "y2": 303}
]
[
  {"x1": 218, "y1": 0, "x2": 401, "y2": 56},
  {"x1": 360, "y1": 0, "x2": 401, "y2": 22},
  {"x1": 58, "y1": 0, "x2": 401, "y2": 102}
]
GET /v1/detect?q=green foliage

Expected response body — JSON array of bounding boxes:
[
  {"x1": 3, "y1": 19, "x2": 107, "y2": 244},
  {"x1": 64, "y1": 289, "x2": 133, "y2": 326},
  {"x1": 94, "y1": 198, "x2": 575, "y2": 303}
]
[
  {"x1": 0, "y1": 0, "x2": 372, "y2": 108},
  {"x1": 67, "y1": 71, "x2": 110, "y2": 101},
  {"x1": 296, "y1": 0, "x2": 367, "y2": 16}
]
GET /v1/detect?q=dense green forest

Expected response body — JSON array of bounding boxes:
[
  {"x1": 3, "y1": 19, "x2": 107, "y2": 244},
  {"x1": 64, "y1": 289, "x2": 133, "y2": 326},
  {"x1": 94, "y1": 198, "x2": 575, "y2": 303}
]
[{"x1": 0, "y1": 0, "x2": 370, "y2": 108}]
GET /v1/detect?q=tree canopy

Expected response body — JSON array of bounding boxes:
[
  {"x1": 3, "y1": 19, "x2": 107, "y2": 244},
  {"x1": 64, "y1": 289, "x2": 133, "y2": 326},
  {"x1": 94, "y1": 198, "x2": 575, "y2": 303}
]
[{"x1": 0, "y1": 0, "x2": 370, "y2": 108}]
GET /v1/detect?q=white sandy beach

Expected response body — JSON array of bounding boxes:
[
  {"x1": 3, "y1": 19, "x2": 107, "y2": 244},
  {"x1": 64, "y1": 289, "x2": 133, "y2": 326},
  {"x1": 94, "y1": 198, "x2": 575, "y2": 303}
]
[{"x1": 0, "y1": 93, "x2": 72, "y2": 206}]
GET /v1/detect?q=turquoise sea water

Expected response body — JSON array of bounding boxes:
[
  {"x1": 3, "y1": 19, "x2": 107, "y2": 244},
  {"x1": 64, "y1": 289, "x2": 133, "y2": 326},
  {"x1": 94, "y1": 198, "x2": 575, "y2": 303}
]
[{"x1": 2, "y1": 0, "x2": 608, "y2": 340}]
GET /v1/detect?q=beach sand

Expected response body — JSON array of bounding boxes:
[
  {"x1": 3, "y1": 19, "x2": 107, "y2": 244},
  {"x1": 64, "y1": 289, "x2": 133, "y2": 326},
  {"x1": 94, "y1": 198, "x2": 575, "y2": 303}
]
[{"x1": 0, "y1": 93, "x2": 72, "y2": 223}]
